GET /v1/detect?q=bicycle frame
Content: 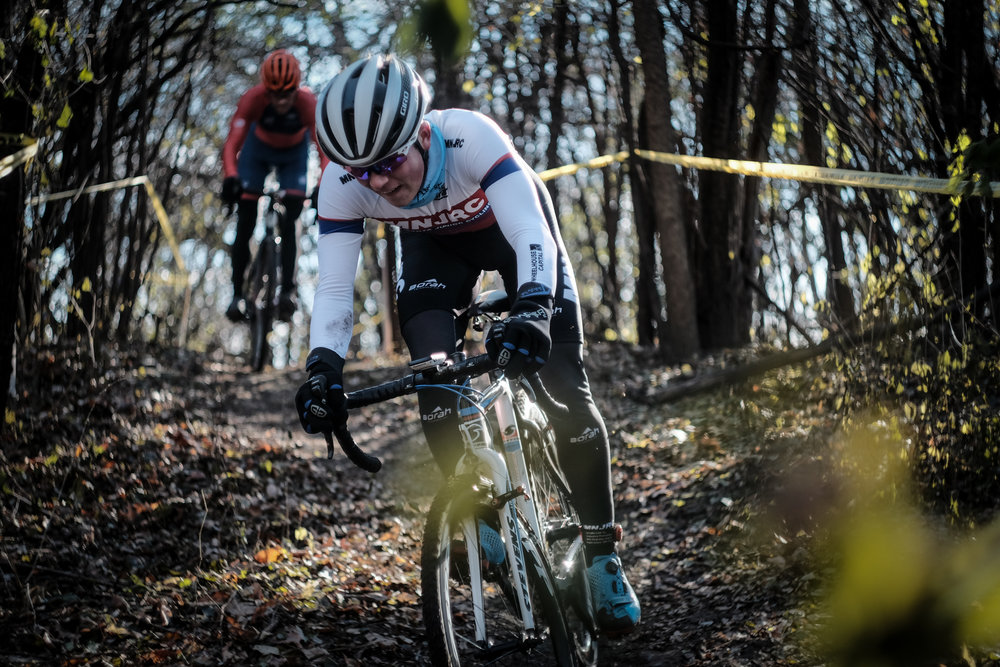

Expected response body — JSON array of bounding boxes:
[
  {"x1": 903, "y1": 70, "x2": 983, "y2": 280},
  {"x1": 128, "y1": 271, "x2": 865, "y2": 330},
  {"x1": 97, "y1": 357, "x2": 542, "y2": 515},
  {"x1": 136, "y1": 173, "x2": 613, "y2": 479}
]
[
  {"x1": 245, "y1": 190, "x2": 285, "y2": 371},
  {"x1": 453, "y1": 370, "x2": 548, "y2": 639}
]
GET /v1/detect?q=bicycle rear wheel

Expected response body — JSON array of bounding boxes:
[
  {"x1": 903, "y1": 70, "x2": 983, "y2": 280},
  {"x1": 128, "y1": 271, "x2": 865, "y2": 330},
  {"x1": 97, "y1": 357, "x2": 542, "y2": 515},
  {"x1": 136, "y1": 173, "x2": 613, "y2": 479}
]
[
  {"x1": 521, "y1": 413, "x2": 599, "y2": 666},
  {"x1": 246, "y1": 238, "x2": 276, "y2": 372},
  {"x1": 421, "y1": 475, "x2": 575, "y2": 666}
]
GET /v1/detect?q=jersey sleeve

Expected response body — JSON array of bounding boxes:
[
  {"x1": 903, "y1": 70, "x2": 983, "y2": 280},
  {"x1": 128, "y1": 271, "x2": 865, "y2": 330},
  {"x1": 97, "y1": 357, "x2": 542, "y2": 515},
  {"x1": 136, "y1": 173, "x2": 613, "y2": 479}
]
[
  {"x1": 310, "y1": 228, "x2": 362, "y2": 357},
  {"x1": 310, "y1": 162, "x2": 366, "y2": 356},
  {"x1": 461, "y1": 113, "x2": 558, "y2": 294},
  {"x1": 222, "y1": 87, "x2": 266, "y2": 177}
]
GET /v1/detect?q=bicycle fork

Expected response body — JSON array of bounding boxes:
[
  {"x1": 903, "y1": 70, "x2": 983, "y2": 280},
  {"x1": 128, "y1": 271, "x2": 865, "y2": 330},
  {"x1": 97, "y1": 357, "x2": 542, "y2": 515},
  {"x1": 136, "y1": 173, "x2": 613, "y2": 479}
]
[{"x1": 456, "y1": 379, "x2": 540, "y2": 643}]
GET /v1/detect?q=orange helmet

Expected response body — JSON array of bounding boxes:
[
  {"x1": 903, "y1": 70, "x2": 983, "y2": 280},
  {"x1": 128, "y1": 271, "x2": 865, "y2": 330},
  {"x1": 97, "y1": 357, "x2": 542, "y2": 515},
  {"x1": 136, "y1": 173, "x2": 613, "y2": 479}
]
[{"x1": 260, "y1": 50, "x2": 301, "y2": 92}]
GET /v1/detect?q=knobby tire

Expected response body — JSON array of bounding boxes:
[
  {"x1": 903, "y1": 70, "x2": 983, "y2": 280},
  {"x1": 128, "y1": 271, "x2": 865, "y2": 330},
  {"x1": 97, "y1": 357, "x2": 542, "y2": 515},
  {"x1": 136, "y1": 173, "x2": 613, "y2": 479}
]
[
  {"x1": 247, "y1": 238, "x2": 276, "y2": 372},
  {"x1": 520, "y1": 410, "x2": 599, "y2": 667},
  {"x1": 421, "y1": 474, "x2": 575, "y2": 666}
]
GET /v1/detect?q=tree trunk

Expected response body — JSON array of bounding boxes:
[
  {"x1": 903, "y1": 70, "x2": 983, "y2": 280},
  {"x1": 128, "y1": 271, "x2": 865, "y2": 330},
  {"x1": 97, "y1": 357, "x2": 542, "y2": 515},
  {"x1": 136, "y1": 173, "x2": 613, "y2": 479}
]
[
  {"x1": 938, "y1": 0, "x2": 991, "y2": 319},
  {"x1": 608, "y1": 0, "x2": 660, "y2": 347},
  {"x1": 0, "y1": 3, "x2": 41, "y2": 422},
  {"x1": 739, "y1": 0, "x2": 781, "y2": 336},
  {"x1": 696, "y1": 0, "x2": 745, "y2": 351},
  {"x1": 633, "y1": 0, "x2": 700, "y2": 361},
  {"x1": 793, "y1": 0, "x2": 855, "y2": 330}
]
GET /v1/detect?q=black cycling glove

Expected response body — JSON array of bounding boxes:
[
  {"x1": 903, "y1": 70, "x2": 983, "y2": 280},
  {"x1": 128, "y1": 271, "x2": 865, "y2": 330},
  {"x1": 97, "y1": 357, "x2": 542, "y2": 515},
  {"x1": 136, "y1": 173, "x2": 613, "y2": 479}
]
[
  {"x1": 485, "y1": 282, "x2": 553, "y2": 378},
  {"x1": 221, "y1": 176, "x2": 243, "y2": 207},
  {"x1": 295, "y1": 347, "x2": 347, "y2": 434}
]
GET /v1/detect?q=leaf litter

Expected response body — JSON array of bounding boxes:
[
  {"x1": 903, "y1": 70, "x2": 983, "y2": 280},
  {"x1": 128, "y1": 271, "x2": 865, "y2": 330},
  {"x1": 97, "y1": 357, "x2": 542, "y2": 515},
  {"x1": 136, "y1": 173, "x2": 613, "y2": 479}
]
[{"x1": 1, "y1": 342, "x2": 853, "y2": 665}]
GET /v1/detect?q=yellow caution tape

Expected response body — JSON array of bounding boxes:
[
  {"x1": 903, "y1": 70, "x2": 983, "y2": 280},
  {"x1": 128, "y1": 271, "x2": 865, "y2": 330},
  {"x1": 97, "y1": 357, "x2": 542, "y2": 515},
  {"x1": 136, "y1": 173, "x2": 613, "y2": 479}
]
[
  {"x1": 539, "y1": 148, "x2": 1000, "y2": 197},
  {"x1": 538, "y1": 151, "x2": 629, "y2": 181},
  {"x1": 28, "y1": 175, "x2": 187, "y2": 275},
  {"x1": 140, "y1": 178, "x2": 187, "y2": 274},
  {"x1": 29, "y1": 174, "x2": 194, "y2": 343},
  {"x1": 0, "y1": 141, "x2": 39, "y2": 179},
  {"x1": 0, "y1": 132, "x2": 35, "y2": 145}
]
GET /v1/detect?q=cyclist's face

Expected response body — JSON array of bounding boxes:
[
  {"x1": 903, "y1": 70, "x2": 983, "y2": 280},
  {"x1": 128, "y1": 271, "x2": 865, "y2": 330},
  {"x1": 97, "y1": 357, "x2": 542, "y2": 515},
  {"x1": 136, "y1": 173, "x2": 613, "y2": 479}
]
[
  {"x1": 268, "y1": 88, "x2": 297, "y2": 114},
  {"x1": 356, "y1": 122, "x2": 431, "y2": 207}
]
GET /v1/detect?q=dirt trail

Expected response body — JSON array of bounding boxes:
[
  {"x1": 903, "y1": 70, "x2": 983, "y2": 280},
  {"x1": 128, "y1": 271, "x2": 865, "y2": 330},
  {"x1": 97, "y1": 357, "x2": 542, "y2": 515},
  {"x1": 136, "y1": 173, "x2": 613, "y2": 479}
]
[
  {"x1": 1, "y1": 344, "x2": 818, "y2": 666},
  {"x1": 207, "y1": 346, "x2": 814, "y2": 665}
]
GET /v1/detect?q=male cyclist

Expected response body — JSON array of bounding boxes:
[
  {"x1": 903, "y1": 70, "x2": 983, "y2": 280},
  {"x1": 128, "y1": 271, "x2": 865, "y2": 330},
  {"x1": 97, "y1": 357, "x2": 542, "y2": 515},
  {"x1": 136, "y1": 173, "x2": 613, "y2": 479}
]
[
  {"x1": 221, "y1": 49, "x2": 329, "y2": 322},
  {"x1": 295, "y1": 54, "x2": 640, "y2": 635}
]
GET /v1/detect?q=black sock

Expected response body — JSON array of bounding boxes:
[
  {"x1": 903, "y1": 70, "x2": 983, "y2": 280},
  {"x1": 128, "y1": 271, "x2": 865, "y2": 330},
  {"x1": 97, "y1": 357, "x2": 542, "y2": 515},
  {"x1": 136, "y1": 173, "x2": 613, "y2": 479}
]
[{"x1": 582, "y1": 522, "x2": 619, "y2": 565}]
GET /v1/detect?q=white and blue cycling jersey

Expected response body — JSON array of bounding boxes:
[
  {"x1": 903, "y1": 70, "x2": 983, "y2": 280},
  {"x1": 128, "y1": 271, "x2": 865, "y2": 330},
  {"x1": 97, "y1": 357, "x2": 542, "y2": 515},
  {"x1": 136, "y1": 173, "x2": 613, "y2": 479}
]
[{"x1": 311, "y1": 108, "x2": 560, "y2": 356}]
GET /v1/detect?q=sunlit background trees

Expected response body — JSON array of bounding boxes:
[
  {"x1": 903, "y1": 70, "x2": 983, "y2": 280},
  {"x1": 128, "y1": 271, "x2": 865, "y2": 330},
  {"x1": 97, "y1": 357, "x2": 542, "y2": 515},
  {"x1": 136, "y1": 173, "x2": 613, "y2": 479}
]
[
  {"x1": 6, "y1": 2, "x2": 1000, "y2": 662},
  {"x1": 5, "y1": 0, "x2": 1000, "y2": 506}
]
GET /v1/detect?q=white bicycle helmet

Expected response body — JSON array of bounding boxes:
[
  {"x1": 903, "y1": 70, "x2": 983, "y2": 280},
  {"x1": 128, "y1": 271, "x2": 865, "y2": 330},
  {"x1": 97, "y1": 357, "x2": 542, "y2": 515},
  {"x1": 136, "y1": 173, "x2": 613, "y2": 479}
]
[{"x1": 316, "y1": 54, "x2": 431, "y2": 167}]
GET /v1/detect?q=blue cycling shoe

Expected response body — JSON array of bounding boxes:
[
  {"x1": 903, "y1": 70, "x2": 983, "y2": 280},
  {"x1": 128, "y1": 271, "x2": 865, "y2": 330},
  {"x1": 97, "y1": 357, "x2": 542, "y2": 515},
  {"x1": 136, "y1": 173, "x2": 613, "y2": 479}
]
[
  {"x1": 478, "y1": 520, "x2": 505, "y2": 565},
  {"x1": 587, "y1": 553, "x2": 640, "y2": 635}
]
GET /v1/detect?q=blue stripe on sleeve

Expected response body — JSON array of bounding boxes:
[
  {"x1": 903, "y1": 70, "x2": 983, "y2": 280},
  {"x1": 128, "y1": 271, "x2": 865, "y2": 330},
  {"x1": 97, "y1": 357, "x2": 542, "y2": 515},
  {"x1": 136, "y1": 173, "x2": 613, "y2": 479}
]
[
  {"x1": 318, "y1": 218, "x2": 365, "y2": 235},
  {"x1": 480, "y1": 155, "x2": 521, "y2": 190}
]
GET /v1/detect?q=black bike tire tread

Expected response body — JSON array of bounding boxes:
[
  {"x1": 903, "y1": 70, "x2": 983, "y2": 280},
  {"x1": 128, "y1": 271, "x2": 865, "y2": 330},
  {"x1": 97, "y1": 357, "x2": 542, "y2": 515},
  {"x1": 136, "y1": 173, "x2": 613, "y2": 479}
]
[
  {"x1": 420, "y1": 475, "x2": 575, "y2": 666},
  {"x1": 527, "y1": 434, "x2": 599, "y2": 666},
  {"x1": 247, "y1": 239, "x2": 276, "y2": 372}
]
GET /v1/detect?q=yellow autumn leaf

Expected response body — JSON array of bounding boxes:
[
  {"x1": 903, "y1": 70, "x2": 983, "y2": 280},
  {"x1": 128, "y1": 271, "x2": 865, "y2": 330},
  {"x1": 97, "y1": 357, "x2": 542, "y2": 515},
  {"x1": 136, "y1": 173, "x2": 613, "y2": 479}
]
[
  {"x1": 254, "y1": 546, "x2": 286, "y2": 563},
  {"x1": 30, "y1": 14, "x2": 47, "y2": 39},
  {"x1": 57, "y1": 103, "x2": 73, "y2": 128}
]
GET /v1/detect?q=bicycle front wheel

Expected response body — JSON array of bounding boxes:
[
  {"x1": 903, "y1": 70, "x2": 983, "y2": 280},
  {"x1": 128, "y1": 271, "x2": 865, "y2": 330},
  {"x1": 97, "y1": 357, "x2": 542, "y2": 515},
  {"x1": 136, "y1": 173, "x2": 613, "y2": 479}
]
[
  {"x1": 246, "y1": 238, "x2": 276, "y2": 372},
  {"x1": 421, "y1": 475, "x2": 575, "y2": 666}
]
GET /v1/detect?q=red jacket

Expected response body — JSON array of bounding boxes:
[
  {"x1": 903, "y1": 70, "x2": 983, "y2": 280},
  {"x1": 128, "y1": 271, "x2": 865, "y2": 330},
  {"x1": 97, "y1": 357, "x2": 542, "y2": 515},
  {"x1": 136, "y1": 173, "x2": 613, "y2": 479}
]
[{"x1": 222, "y1": 84, "x2": 330, "y2": 177}]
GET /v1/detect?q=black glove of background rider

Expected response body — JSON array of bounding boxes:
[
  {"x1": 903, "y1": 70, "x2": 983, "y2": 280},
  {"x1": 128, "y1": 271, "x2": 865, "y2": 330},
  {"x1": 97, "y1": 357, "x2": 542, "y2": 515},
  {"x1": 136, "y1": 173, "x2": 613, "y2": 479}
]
[
  {"x1": 295, "y1": 347, "x2": 347, "y2": 434},
  {"x1": 221, "y1": 176, "x2": 242, "y2": 207},
  {"x1": 485, "y1": 282, "x2": 553, "y2": 377}
]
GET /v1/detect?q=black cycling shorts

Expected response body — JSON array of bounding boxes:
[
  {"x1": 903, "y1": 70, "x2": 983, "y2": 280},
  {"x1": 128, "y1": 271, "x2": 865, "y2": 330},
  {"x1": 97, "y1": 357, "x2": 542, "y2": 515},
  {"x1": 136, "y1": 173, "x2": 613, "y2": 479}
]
[{"x1": 394, "y1": 177, "x2": 583, "y2": 345}]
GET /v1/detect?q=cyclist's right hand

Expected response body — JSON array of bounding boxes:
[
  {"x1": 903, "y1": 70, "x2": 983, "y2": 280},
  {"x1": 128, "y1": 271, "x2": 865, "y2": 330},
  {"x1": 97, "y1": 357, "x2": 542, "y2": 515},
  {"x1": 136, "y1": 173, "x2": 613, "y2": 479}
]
[
  {"x1": 295, "y1": 347, "x2": 348, "y2": 434},
  {"x1": 221, "y1": 176, "x2": 242, "y2": 207}
]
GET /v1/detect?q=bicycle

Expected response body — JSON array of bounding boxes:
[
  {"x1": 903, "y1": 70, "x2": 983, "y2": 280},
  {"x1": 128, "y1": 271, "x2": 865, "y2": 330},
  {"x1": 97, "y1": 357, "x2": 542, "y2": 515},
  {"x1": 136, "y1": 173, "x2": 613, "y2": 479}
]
[
  {"x1": 324, "y1": 289, "x2": 600, "y2": 666},
  {"x1": 242, "y1": 188, "x2": 286, "y2": 372}
]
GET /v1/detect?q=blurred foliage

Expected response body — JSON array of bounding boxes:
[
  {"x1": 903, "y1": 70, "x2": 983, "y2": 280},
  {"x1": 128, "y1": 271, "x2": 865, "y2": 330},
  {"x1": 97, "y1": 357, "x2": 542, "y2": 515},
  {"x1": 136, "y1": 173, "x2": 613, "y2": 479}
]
[
  {"x1": 806, "y1": 421, "x2": 1000, "y2": 666},
  {"x1": 398, "y1": 0, "x2": 473, "y2": 64}
]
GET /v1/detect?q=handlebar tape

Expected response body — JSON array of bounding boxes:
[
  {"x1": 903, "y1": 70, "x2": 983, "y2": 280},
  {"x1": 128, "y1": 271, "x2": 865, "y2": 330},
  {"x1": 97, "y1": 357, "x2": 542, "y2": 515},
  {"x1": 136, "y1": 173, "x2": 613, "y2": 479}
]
[{"x1": 325, "y1": 427, "x2": 382, "y2": 473}]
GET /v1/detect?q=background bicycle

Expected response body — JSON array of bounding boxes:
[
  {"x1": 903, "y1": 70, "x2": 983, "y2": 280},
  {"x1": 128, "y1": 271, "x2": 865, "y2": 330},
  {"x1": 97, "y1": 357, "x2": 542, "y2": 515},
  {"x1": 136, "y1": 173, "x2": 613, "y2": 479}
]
[
  {"x1": 229, "y1": 188, "x2": 309, "y2": 372},
  {"x1": 241, "y1": 189, "x2": 284, "y2": 371}
]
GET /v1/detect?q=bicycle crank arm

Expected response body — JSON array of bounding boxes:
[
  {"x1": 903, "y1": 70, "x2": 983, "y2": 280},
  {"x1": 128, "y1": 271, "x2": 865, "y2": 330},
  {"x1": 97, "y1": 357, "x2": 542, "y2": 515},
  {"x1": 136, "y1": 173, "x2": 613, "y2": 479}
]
[{"x1": 491, "y1": 485, "x2": 528, "y2": 508}]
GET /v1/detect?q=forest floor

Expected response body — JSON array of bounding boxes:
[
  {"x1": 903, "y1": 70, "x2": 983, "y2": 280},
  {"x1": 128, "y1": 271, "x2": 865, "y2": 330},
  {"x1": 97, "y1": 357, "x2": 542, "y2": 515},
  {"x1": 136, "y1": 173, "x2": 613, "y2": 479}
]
[{"x1": 0, "y1": 339, "x2": 981, "y2": 666}]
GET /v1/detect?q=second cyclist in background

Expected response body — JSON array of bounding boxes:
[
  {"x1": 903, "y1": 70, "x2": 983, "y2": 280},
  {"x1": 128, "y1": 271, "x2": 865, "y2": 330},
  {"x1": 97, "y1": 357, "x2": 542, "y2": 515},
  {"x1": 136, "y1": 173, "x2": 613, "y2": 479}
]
[{"x1": 221, "y1": 49, "x2": 329, "y2": 323}]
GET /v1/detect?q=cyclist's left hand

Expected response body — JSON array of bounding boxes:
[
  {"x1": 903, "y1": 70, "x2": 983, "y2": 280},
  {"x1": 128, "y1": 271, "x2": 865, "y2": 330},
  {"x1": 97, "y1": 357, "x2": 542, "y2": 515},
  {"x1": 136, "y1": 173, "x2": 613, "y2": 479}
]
[
  {"x1": 221, "y1": 176, "x2": 242, "y2": 207},
  {"x1": 485, "y1": 282, "x2": 553, "y2": 377},
  {"x1": 295, "y1": 348, "x2": 348, "y2": 434}
]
